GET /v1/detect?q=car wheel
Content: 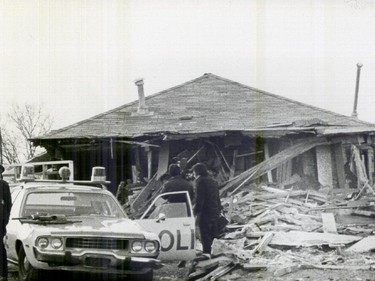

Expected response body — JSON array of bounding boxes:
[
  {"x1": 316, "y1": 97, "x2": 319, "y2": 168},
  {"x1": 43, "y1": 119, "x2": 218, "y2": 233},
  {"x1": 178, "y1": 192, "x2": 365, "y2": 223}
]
[
  {"x1": 18, "y1": 246, "x2": 41, "y2": 281},
  {"x1": 131, "y1": 270, "x2": 153, "y2": 281}
]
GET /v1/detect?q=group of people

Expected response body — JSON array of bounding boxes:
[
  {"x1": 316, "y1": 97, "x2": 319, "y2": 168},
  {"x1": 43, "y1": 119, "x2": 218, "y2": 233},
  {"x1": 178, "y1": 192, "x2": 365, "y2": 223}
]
[
  {"x1": 161, "y1": 162, "x2": 223, "y2": 256},
  {"x1": 116, "y1": 161, "x2": 222, "y2": 255}
]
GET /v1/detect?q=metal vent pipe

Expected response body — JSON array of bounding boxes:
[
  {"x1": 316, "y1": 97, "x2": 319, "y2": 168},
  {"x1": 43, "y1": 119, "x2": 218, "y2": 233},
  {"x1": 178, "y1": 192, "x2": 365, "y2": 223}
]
[{"x1": 352, "y1": 63, "x2": 363, "y2": 118}]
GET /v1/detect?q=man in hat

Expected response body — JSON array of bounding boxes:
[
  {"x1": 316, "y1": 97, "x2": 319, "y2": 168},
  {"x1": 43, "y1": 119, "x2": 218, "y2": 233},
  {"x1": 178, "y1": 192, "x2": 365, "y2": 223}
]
[
  {"x1": 0, "y1": 164, "x2": 11, "y2": 281},
  {"x1": 161, "y1": 164, "x2": 194, "y2": 203},
  {"x1": 192, "y1": 162, "x2": 222, "y2": 256}
]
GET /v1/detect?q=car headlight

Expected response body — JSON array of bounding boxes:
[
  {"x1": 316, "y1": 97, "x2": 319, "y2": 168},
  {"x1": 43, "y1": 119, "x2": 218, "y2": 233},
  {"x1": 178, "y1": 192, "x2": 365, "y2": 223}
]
[
  {"x1": 145, "y1": 241, "x2": 157, "y2": 253},
  {"x1": 37, "y1": 237, "x2": 49, "y2": 249},
  {"x1": 131, "y1": 241, "x2": 143, "y2": 252},
  {"x1": 51, "y1": 238, "x2": 63, "y2": 249}
]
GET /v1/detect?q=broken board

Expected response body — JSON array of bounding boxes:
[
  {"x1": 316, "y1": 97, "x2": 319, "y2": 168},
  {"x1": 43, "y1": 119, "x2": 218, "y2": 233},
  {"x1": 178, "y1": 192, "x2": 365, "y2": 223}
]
[
  {"x1": 269, "y1": 231, "x2": 360, "y2": 247},
  {"x1": 321, "y1": 213, "x2": 338, "y2": 234},
  {"x1": 346, "y1": 236, "x2": 375, "y2": 253}
]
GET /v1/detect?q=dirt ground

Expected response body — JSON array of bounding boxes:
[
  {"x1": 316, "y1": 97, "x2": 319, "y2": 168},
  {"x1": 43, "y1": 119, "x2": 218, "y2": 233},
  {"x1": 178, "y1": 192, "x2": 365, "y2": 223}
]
[
  {"x1": 7, "y1": 261, "x2": 190, "y2": 281},
  {"x1": 6, "y1": 261, "x2": 375, "y2": 280},
  {"x1": 155, "y1": 263, "x2": 375, "y2": 281}
]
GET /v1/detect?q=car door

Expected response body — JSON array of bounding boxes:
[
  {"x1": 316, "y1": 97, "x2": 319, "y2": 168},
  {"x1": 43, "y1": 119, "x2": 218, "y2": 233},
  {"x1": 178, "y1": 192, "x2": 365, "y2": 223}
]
[
  {"x1": 135, "y1": 191, "x2": 196, "y2": 261},
  {"x1": 5, "y1": 187, "x2": 25, "y2": 261}
]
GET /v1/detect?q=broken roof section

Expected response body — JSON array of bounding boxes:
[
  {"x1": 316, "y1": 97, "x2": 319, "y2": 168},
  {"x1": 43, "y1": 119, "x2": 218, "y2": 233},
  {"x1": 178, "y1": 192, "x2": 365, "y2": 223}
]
[{"x1": 34, "y1": 73, "x2": 375, "y2": 140}]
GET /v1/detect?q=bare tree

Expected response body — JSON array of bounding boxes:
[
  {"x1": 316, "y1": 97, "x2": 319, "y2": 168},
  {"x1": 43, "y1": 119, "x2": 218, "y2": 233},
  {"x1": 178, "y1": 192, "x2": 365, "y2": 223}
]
[
  {"x1": 0, "y1": 127, "x2": 21, "y2": 164},
  {"x1": 1, "y1": 103, "x2": 54, "y2": 163}
]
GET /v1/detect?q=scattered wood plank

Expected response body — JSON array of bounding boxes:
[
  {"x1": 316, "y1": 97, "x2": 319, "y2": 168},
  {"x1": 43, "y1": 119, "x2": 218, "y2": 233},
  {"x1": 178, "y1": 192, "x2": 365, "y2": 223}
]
[
  {"x1": 274, "y1": 263, "x2": 374, "y2": 277},
  {"x1": 188, "y1": 262, "x2": 218, "y2": 281},
  {"x1": 269, "y1": 231, "x2": 361, "y2": 247},
  {"x1": 307, "y1": 203, "x2": 375, "y2": 212},
  {"x1": 253, "y1": 232, "x2": 274, "y2": 254},
  {"x1": 196, "y1": 262, "x2": 235, "y2": 281},
  {"x1": 245, "y1": 231, "x2": 267, "y2": 238},
  {"x1": 130, "y1": 174, "x2": 165, "y2": 218},
  {"x1": 274, "y1": 264, "x2": 301, "y2": 277},
  {"x1": 305, "y1": 264, "x2": 374, "y2": 271},
  {"x1": 321, "y1": 213, "x2": 338, "y2": 234},
  {"x1": 254, "y1": 190, "x2": 307, "y2": 201},
  {"x1": 209, "y1": 263, "x2": 237, "y2": 281},
  {"x1": 130, "y1": 173, "x2": 159, "y2": 213},
  {"x1": 352, "y1": 209, "x2": 375, "y2": 217},
  {"x1": 220, "y1": 137, "x2": 330, "y2": 196},
  {"x1": 195, "y1": 256, "x2": 233, "y2": 270},
  {"x1": 242, "y1": 263, "x2": 267, "y2": 271},
  {"x1": 346, "y1": 236, "x2": 375, "y2": 253}
]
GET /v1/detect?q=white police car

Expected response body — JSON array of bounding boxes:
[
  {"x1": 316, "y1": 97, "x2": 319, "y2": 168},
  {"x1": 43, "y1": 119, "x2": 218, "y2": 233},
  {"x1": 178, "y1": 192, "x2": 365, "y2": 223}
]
[{"x1": 5, "y1": 166, "x2": 196, "y2": 281}]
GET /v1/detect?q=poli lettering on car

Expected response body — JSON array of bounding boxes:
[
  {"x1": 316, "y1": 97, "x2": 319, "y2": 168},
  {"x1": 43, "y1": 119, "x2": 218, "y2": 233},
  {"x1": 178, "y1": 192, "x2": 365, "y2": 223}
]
[{"x1": 136, "y1": 191, "x2": 196, "y2": 261}]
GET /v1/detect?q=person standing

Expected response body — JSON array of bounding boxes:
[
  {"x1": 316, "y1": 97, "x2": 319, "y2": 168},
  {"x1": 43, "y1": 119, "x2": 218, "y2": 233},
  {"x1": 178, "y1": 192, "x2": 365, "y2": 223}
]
[
  {"x1": 161, "y1": 164, "x2": 194, "y2": 203},
  {"x1": 192, "y1": 162, "x2": 222, "y2": 256},
  {"x1": 0, "y1": 164, "x2": 12, "y2": 281},
  {"x1": 116, "y1": 179, "x2": 133, "y2": 206}
]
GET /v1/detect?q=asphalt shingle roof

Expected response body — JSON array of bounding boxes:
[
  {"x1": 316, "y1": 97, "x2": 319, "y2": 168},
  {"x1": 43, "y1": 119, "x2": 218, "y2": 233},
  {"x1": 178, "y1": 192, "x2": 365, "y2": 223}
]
[{"x1": 36, "y1": 73, "x2": 375, "y2": 140}]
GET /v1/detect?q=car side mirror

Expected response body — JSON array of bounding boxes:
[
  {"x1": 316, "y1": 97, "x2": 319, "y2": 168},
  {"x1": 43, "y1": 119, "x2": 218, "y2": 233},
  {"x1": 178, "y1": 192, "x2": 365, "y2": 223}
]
[{"x1": 156, "y1": 213, "x2": 166, "y2": 223}]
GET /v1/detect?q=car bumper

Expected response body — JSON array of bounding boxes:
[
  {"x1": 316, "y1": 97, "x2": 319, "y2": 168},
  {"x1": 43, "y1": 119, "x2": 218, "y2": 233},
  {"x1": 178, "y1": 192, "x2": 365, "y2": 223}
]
[{"x1": 32, "y1": 247, "x2": 162, "y2": 274}]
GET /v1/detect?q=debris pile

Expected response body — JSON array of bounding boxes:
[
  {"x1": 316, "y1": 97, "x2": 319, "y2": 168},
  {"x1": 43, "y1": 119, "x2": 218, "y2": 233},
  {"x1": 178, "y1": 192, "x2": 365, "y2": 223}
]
[
  {"x1": 188, "y1": 184, "x2": 375, "y2": 280},
  {"x1": 124, "y1": 136, "x2": 375, "y2": 279}
]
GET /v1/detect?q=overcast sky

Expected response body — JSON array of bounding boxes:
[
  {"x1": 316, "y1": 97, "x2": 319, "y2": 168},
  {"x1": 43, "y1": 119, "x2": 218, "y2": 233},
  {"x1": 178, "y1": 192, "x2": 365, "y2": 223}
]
[{"x1": 1, "y1": 0, "x2": 375, "y2": 130}]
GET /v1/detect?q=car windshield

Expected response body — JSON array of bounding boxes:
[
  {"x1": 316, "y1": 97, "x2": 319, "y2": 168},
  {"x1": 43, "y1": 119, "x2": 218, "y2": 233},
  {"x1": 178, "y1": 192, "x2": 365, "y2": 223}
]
[{"x1": 21, "y1": 191, "x2": 126, "y2": 218}]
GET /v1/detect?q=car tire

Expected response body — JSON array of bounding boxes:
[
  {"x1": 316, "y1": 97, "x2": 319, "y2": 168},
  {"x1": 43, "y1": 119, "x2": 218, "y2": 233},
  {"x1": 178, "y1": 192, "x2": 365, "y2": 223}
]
[
  {"x1": 131, "y1": 269, "x2": 153, "y2": 281},
  {"x1": 18, "y1": 246, "x2": 41, "y2": 281}
]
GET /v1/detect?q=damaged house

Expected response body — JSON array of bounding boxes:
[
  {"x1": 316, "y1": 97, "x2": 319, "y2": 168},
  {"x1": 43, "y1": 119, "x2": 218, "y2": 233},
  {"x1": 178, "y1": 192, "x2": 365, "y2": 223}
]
[{"x1": 30, "y1": 73, "x2": 375, "y2": 211}]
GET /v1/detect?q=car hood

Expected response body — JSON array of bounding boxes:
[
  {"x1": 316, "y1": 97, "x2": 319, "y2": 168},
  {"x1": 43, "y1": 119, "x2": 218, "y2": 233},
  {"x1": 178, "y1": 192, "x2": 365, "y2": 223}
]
[{"x1": 30, "y1": 217, "x2": 156, "y2": 240}]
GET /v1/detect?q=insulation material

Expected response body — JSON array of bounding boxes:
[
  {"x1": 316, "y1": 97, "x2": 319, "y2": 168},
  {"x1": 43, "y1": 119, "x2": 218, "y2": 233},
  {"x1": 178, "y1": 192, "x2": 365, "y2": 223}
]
[{"x1": 316, "y1": 145, "x2": 333, "y2": 187}]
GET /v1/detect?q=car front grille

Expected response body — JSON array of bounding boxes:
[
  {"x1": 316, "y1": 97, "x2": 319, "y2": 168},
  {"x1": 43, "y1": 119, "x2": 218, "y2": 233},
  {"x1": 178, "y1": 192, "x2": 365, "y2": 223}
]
[{"x1": 66, "y1": 237, "x2": 129, "y2": 250}]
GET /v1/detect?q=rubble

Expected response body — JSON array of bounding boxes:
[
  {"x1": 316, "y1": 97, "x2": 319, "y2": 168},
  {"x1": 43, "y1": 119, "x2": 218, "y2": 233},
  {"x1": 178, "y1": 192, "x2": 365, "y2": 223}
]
[
  {"x1": 189, "y1": 182, "x2": 375, "y2": 280},
  {"x1": 125, "y1": 137, "x2": 375, "y2": 279}
]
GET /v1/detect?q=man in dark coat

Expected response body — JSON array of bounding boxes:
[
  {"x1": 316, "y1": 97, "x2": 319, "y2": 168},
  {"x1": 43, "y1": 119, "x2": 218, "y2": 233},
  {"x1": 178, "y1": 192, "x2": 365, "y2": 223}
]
[
  {"x1": 0, "y1": 164, "x2": 12, "y2": 280},
  {"x1": 192, "y1": 163, "x2": 222, "y2": 255},
  {"x1": 161, "y1": 164, "x2": 194, "y2": 203}
]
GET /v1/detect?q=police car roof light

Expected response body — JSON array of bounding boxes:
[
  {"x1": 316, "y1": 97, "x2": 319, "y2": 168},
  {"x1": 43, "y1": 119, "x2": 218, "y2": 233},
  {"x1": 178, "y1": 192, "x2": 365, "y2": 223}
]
[
  {"x1": 91, "y1": 166, "x2": 106, "y2": 182},
  {"x1": 20, "y1": 165, "x2": 35, "y2": 182},
  {"x1": 59, "y1": 167, "x2": 71, "y2": 181},
  {"x1": 20, "y1": 166, "x2": 110, "y2": 188}
]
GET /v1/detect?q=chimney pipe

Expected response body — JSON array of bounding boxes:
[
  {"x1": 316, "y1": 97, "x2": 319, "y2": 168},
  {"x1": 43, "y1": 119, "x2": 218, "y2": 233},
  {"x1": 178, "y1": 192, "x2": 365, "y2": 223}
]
[
  {"x1": 134, "y1": 78, "x2": 148, "y2": 114},
  {"x1": 352, "y1": 63, "x2": 363, "y2": 118}
]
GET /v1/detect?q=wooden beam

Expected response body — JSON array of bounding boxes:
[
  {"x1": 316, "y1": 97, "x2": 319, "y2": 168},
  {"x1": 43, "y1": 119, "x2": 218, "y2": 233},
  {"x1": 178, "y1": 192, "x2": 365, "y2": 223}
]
[
  {"x1": 113, "y1": 140, "x2": 160, "y2": 147},
  {"x1": 230, "y1": 150, "x2": 238, "y2": 179},
  {"x1": 130, "y1": 173, "x2": 160, "y2": 214},
  {"x1": 236, "y1": 151, "x2": 263, "y2": 158},
  {"x1": 253, "y1": 232, "x2": 274, "y2": 254},
  {"x1": 221, "y1": 137, "x2": 330, "y2": 196},
  {"x1": 333, "y1": 143, "x2": 346, "y2": 189},
  {"x1": 157, "y1": 142, "x2": 169, "y2": 180},
  {"x1": 346, "y1": 236, "x2": 375, "y2": 253},
  {"x1": 270, "y1": 231, "x2": 360, "y2": 247},
  {"x1": 264, "y1": 143, "x2": 273, "y2": 183},
  {"x1": 147, "y1": 149, "x2": 152, "y2": 180},
  {"x1": 321, "y1": 213, "x2": 338, "y2": 234}
]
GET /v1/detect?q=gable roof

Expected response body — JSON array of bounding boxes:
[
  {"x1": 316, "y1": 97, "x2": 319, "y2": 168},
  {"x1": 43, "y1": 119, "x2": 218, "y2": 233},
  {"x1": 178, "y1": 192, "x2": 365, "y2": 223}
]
[{"x1": 35, "y1": 73, "x2": 375, "y2": 140}]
